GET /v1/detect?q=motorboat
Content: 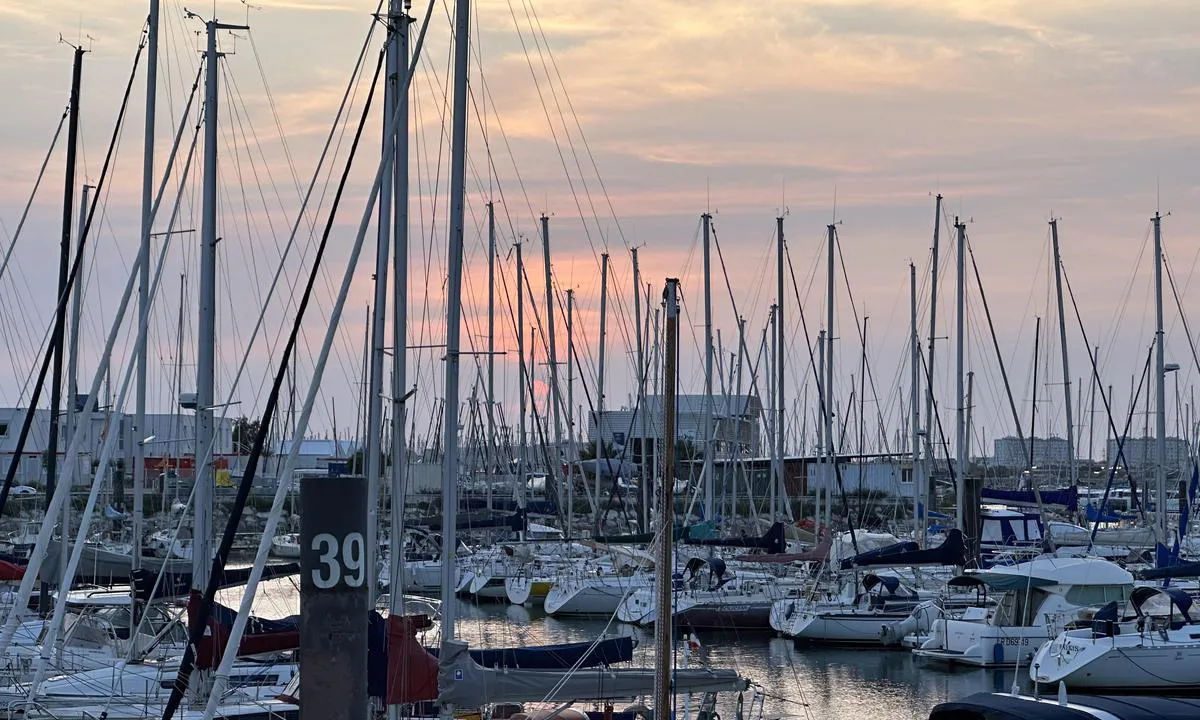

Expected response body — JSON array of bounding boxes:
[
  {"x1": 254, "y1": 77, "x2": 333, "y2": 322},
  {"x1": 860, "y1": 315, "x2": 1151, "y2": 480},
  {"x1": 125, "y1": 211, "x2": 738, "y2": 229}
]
[{"x1": 913, "y1": 556, "x2": 1133, "y2": 667}]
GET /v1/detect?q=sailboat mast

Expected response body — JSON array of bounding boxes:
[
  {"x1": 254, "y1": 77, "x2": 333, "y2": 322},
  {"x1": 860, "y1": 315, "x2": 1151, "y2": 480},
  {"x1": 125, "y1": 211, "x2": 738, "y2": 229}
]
[
  {"x1": 440, "y1": 0, "x2": 471, "y2": 649},
  {"x1": 486, "y1": 201, "x2": 495, "y2": 510},
  {"x1": 516, "y1": 241, "x2": 526, "y2": 478},
  {"x1": 540, "y1": 215, "x2": 567, "y2": 517},
  {"x1": 817, "y1": 328, "x2": 826, "y2": 521},
  {"x1": 66, "y1": 185, "x2": 91, "y2": 470},
  {"x1": 192, "y1": 12, "x2": 248, "y2": 602},
  {"x1": 824, "y1": 224, "x2": 836, "y2": 511},
  {"x1": 566, "y1": 288, "x2": 575, "y2": 528},
  {"x1": 769, "y1": 306, "x2": 778, "y2": 519},
  {"x1": 43, "y1": 45, "x2": 84, "y2": 614},
  {"x1": 632, "y1": 247, "x2": 646, "y2": 531},
  {"x1": 388, "y1": 0, "x2": 412, "y2": 627},
  {"x1": 1051, "y1": 219, "x2": 1077, "y2": 488},
  {"x1": 366, "y1": 5, "x2": 400, "y2": 603},
  {"x1": 703, "y1": 213, "x2": 714, "y2": 519},
  {"x1": 925, "y1": 194, "x2": 942, "y2": 476},
  {"x1": 776, "y1": 217, "x2": 786, "y2": 518},
  {"x1": 910, "y1": 262, "x2": 922, "y2": 546},
  {"x1": 133, "y1": 0, "x2": 159, "y2": 580},
  {"x1": 1153, "y1": 211, "x2": 1168, "y2": 544},
  {"x1": 594, "y1": 252, "x2": 609, "y2": 533},
  {"x1": 954, "y1": 218, "x2": 966, "y2": 533},
  {"x1": 654, "y1": 278, "x2": 680, "y2": 719}
]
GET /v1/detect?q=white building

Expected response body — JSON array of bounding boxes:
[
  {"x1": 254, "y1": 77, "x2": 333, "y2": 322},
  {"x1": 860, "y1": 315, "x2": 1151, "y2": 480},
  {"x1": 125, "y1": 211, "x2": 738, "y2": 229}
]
[
  {"x1": 1106, "y1": 436, "x2": 1190, "y2": 476},
  {"x1": 0, "y1": 407, "x2": 234, "y2": 487},
  {"x1": 992, "y1": 436, "x2": 1071, "y2": 470},
  {"x1": 806, "y1": 458, "x2": 911, "y2": 497},
  {"x1": 274, "y1": 438, "x2": 357, "y2": 472},
  {"x1": 589, "y1": 394, "x2": 763, "y2": 456}
]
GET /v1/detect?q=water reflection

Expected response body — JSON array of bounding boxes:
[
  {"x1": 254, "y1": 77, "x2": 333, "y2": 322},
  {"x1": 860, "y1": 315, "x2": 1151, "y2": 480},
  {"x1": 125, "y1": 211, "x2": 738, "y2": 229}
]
[{"x1": 450, "y1": 599, "x2": 1027, "y2": 720}]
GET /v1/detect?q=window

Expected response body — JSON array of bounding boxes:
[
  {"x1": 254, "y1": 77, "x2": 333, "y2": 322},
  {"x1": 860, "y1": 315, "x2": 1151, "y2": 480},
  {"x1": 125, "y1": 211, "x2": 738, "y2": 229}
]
[
  {"x1": 901, "y1": 467, "x2": 913, "y2": 484},
  {"x1": 0, "y1": 423, "x2": 8, "y2": 437},
  {"x1": 1064, "y1": 584, "x2": 1128, "y2": 607}
]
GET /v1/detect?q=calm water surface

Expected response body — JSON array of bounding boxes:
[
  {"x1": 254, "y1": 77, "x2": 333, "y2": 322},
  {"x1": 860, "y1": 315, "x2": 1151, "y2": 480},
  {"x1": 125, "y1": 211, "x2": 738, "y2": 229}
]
[{"x1": 239, "y1": 579, "x2": 1028, "y2": 720}]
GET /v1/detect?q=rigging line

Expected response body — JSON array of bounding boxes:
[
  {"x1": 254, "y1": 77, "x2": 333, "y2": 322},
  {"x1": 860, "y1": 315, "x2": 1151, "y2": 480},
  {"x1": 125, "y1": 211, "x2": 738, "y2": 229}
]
[
  {"x1": 161, "y1": 39, "x2": 388, "y2": 720},
  {"x1": 225, "y1": 50, "x2": 365, "y2": 395},
  {"x1": 967, "y1": 237, "x2": 1031, "y2": 454},
  {"x1": 0, "y1": 103, "x2": 69, "y2": 287},
  {"x1": 1086, "y1": 344, "x2": 1154, "y2": 552},
  {"x1": 1162, "y1": 255, "x2": 1200, "y2": 389},
  {"x1": 833, "y1": 229, "x2": 891, "y2": 456},
  {"x1": 502, "y1": 0, "x2": 607, "y2": 267},
  {"x1": 1059, "y1": 260, "x2": 1158, "y2": 544},
  {"x1": 522, "y1": 0, "x2": 627, "y2": 248},
  {"x1": 508, "y1": 0, "x2": 642, "y2": 354},
  {"x1": 0, "y1": 26, "x2": 148, "y2": 521},
  {"x1": 204, "y1": 10, "x2": 379, "y2": 430}
]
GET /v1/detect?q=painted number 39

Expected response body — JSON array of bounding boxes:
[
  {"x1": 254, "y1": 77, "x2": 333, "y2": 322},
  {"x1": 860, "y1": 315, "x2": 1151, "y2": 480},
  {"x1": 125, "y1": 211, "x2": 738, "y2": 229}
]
[{"x1": 310, "y1": 532, "x2": 365, "y2": 589}]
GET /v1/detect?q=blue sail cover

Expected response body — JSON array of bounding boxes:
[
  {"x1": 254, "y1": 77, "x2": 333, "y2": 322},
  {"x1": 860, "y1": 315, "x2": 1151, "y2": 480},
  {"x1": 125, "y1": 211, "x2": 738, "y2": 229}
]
[
  {"x1": 981, "y1": 486, "x2": 1078, "y2": 511},
  {"x1": 1085, "y1": 503, "x2": 1133, "y2": 523},
  {"x1": 841, "y1": 529, "x2": 966, "y2": 569}
]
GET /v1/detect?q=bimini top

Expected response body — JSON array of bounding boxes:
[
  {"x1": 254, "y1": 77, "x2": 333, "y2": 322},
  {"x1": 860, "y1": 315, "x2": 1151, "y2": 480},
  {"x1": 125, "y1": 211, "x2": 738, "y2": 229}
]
[
  {"x1": 930, "y1": 692, "x2": 1200, "y2": 720},
  {"x1": 961, "y1": 556, "x2": 1133, "y2": 592}
]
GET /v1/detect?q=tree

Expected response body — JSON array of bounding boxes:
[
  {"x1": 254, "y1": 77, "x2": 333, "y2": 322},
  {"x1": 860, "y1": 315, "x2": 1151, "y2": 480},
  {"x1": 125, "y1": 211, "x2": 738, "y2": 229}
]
[
  {"x1": 579, "y1": 441, "x2": 617, "y2": 461},
  {"x1": 232, "y1": 416, "x2": 261, "y2": 455}
]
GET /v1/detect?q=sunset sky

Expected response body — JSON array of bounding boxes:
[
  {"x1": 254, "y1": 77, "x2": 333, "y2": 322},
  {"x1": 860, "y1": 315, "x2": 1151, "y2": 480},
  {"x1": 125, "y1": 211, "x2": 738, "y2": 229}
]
[{"x1": 2, "y1": 0, "x2": 1200, "y2": 461}]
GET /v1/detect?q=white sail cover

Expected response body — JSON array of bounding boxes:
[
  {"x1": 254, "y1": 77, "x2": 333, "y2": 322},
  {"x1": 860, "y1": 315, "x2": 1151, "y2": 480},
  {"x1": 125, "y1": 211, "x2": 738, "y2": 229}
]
[{"x1": 436, "y1": 640, "x2": 746, "y2": 707}]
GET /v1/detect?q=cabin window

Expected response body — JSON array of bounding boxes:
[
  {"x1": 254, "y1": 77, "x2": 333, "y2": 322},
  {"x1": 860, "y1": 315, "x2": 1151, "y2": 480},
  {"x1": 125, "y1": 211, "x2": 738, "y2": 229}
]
[
  {"x1": 994, "y1": 588, "x2": 1051, "y2": 626},
  {"x1": 901, "y1": 468, "x2": 913, "y2": 484},
  {"x1": 0, "y1": 423, "x2": 8, "y2": 437},
  {"x1": 1064, "y1": 584, "x2": 1128, "y2": 606}
]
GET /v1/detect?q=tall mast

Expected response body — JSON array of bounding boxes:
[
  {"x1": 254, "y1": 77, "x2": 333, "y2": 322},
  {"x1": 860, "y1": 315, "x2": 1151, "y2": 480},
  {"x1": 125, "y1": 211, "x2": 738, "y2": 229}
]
[
  {"x1": 43, "y1": 45, "x2": 84, "y2": 614},
  {"x1": 652, "y1": 304, "x2": 661, "y2": 516},
  {"x1": 1153, "y1": 211, "x2": 1168, "y2": 545},
  {"x1": 631, "y1": 248, "x2": 646, "y2": 532},
  {"x1": 776, "y1": 217, "x2": 786, "y2": 518},
  {"x1": 816, "y1": 331, "x2": 825, "y2": 511},
  {"x1": 910, "y1": 262, "x2": 922, "y2": 546},
  {"x1": 769, "y1": 305, "x2": 778, "y2": 519},
  {"x1": 195, "y1": 18, "x2": 220, "y2": 597},
  {"x1": 133, "y1": 0, "x2": 160, "y2": 581},
  {"x1": 65, "y1": 184, "x2": 90, "y2": 575},
  {"x1": 954, "y1": 218, "x2": 966, "y2": 533},
  {"x1": 366, "y1": 0, "x2": 401, "y2": 602},
  {"x1": 387, "y1": 0, "x2": 412, "y2": 635},
  {"x1": 824, "y1": 224, "x2": 836, "y2": 511},
  {"x1": 515, "y1": 241, "x2": 526, "y2": 476},
  {"x1": 1050, "y1": 219, "x2": 1077, "y2": 488},
  {"x1": 66, "y1": 185, "x2": 90, "y2": 459},
  {"x1": 440, "y1": 0, "x2": 471, "y2": 651},
  {"x1": 594, "y1": 252, "x2": 609, "y2": 533},
  {"x1": 925, "y1": 194, "x2": 942, "y2": 475},
  {"x1": 485, "y1": 201, "x2": 495, "y2": 510},
  {"x1": 654, "y1": 277, "x2": 680, "y2": 719},
  {"x1": 566, "y1": 288, "x2": 575, "y2": 529},
  {"x1": 540, "y1": 214, "x2": 566, "y2": 517},
  {"x1": 192, "y1": 13, "x2": 248, "y2": 614},
  {"x1": 702, "y1": 213, "x2": 715, "y2": 520}
]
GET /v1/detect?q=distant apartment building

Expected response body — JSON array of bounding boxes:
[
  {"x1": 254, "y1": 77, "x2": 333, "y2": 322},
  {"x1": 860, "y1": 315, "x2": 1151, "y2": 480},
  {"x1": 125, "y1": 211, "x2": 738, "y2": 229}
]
[
  {"x1": 992, "y1": 435, "x2": 1071, "y2": 470},
  {"x1": 1106, "y1": 436, "x2": 1190, "y2": 476}
]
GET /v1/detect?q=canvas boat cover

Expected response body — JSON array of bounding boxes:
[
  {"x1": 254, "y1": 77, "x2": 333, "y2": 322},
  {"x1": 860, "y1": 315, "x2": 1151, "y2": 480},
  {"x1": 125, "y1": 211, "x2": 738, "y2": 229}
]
[{"x1": 436, "y1": 639, "x2": 746, "y2": 707}]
